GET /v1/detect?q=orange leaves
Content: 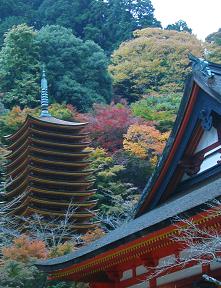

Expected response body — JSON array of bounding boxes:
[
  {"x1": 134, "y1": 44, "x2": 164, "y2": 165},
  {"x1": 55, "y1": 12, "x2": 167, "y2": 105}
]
[
  {"x1": 2, "y1": 235, "x2": 48, "y2": 263},
  {"x1": 81, "y1": 227, "x2": 106, "y2": 245},
  {"x1": 123, "y1": 124, "x2": 169, "y2": 163}
]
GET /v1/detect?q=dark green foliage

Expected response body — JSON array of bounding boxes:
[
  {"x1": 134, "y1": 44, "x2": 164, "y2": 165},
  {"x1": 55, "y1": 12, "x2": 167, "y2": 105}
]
[
  {"x1": 0, "y1": 260, "x2": 46, "y2": 288},
  {"x1": 0, "y1": 16, "x2": 27, "y2": 46},
  {"x1": 89, "y1": 148, "x2": 139, "y2": 218},
  {"x1": 38, "y1": 0, "x2": 161, "y2": 53},
  {"x1": 0, "y1": 0, "x2": 160, "y2": 53},
  {"x1": 206, "y1": 28, "x2": 221, "y2": 45},
  {"x1": 0, "y1": 24, "x2": 40, "y2": 109},
  {"x1": 0, "y1": 24, "x2": 112, "y2": 111},
  {"x1": 113, "y1": 150, "x2": 153, "y2": 190},
  {"x1": 0, "y1": 260, "x2": 86, "y2": 288},
  {"x1": 37, "y1": 25, "x2": 112, "y2": 111},
  {"x1": 166, "y1": 19, "x2": 192, "y2": 33}
]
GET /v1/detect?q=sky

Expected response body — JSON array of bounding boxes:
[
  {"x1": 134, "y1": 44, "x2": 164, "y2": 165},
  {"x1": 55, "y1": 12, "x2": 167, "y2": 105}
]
[{"x1": 151, "y1": 0, "x2": 221, "y2": 40}]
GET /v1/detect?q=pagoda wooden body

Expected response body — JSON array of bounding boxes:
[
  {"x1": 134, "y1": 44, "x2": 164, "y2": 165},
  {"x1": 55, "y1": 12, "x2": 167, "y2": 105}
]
[{"x1": 4, "y1": 115, "x2": 97, "y2": 231}]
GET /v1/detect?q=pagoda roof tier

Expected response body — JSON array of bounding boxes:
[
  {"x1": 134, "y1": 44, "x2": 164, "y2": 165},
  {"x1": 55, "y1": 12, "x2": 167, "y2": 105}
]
[
  {"x1": 5, "y1": 143, "x2": 91, "y2": 159},
  {"x1": 5, "y1": 156, "x2": 91, "y2": 175},
  {"x1": 5, "y1": 173, "x2": 94, "y2": 194},
  {"x1": 5, "y1": 167, "x2": 29, "y2": 190},
  {"x1": 5, "y1": 148, "x2": 90, "y2": 171},
  {"x1": 7, "y1": 128, "x2": 89, "y2": 151},
  {"x1": 21, "y1": 207, "x2": 96, "y2": 218},
  {"x1": 4, "y1": 185, "x2": 96, "y2": 200},
  {"x1": 8, "y1": 137, "x2": 90, "y2": 155},
  {"x1": 31, "y1": 167, "x2": 93, "y2": 177},
  {"x1": 4, "y1": 181, "x2": 28, "y2": 198},
  {"x1": 29, "y1": 177, "x2": 95, "y2": 188},
  {"x1": 16, "y1": 166, "x2": 93, "y2": 179},
  {"x1": 28, "y1": 187, "x2": 96, "y2": 198},
  {"x1": 5, "y1": 115, "x2": 87, "y2": 142},
  {"x1": 28, "y1": 197, "x2": 97, "y2": 208},
  {"x1": 6, "y1": 195, "x2": 96, "y2": 213},
  {"x1": 31, "y1": 139, "x2": 90, "y2": 150}
]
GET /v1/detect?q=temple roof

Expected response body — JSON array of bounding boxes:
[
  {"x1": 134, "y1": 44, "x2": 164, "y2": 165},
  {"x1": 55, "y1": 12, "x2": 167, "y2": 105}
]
[
  {"x1": 36, "y1": 175, "x2": 221, "y2": 272},
  {"x1": 135, "y1": 57, "x2": 221, "y2": 217}
]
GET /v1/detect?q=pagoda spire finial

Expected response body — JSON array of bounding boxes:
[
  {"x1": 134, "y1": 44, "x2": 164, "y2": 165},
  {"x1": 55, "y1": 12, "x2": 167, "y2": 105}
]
[{"x1": 40, "y1": 64, "x2": 51, "y2": 117}]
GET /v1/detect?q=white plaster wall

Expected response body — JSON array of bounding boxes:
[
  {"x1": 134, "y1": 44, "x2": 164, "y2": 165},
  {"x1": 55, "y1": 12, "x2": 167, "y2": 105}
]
[
  {"x1": 156, "y1": 264, "x2": 202, "y2": 286},
  {"x1": 136, "y1": 265, "x2": 148, "y2": 276},
  {"x1": 158, "y1": 254, "x2": 176, "y2": 268},
  {"x1": 198, "y1": 151, "x2": 220, "y2": 173},
  {"x1": 128, "y1": 281, "x2": 149, "y2": 288},
  {"x1": 195, "y1": 127, "x2": 218, "y2": 153},
  {"x1": 120, "y1": 269, "x2": 133, "y2": 281}
]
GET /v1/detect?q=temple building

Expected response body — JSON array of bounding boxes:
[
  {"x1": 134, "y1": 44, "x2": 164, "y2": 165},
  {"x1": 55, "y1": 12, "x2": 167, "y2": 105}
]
[
  {"x1": 36, "y1": 56, "x2": 221, "y2": 287},
  {"x1": 3, "y1": 68, "x2": 97, "y2": 231}
]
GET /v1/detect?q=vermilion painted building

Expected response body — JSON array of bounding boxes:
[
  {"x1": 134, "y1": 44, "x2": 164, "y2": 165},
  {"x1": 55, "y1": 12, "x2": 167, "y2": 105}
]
[{"x1": 36, "y1": 56, "x2": 221, "y2": 287}]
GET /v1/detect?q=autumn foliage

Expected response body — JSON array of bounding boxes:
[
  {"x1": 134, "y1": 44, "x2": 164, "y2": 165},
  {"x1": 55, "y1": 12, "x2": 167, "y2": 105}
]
[
  {"x1": 81, "y1": 227, "x2": 106, "y2": 245},
  {"x1": 109, "y1": 28, "x2": 204, "y2": 102},
  {"x1": 123, "y1": 124, "x2": 169, "y2": 165},
  {"x1": 3, "y1": 235, "x2": 48, "y2": 263},
  {"x1": 85, "y1": 104, "x2": 138, "y2": 152}
]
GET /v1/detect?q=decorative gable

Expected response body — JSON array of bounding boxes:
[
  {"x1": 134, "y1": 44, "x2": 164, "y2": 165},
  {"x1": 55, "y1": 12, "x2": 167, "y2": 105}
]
[{"x1": 135, "y1": 56, "x2": 221, "y2": 218}]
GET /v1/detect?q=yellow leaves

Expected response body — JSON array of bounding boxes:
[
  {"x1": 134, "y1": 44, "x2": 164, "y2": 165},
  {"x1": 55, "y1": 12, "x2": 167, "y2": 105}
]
[
  {"x1": 123, "y1": 141, "x2": 147, "y2": 159},
  {"x1": 123, "y1": 124, "x2": 169, "y2": 165},
  {"x1": 109, "y1": 27, "x2": 204, "y2": 100},
  {"x1": 49, "y1": 242, "x2": 76, "y2": 258}
]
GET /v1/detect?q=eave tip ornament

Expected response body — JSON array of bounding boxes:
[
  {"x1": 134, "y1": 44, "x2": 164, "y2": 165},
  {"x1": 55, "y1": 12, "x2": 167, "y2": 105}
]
[
  {"x1": 40, "y1": 64, "x2": 51, "y2": 117},
  {"x1": 189, "y1": 53, "x2": 214, "y2": 79}
]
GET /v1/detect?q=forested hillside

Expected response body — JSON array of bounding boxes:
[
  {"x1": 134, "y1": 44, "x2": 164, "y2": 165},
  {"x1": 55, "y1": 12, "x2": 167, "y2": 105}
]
[{"x1": 1, "y1": 1, "x2": 221, "y2": 286}]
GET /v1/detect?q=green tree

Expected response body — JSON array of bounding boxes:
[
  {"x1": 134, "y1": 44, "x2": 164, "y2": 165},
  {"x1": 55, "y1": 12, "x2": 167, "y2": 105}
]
[
  {"x1": 205, "y1": 28, "x2": 221, "y2": 63},
  {"x1": 0, "y1": 16, "x2": 27, "y2": 47},
  {"x1": 37, "y1": 25, "x2": 112, "y2": 111},
  {"x1": 98, "y1": 0, "x2": 161, "y2": 53},
  {"x1": 0, "y1": 0, "x2": 161, "y2": 53},
  {"x1": 206, "y1": 28, "x2": 221, "y2": 45},
  {"x1": 109, "y1": 28, "x2": 203, "y2": 102},
  {"x1": 37, "y1": 0, "x2": 160, "y2": 53},
  {"x1": 89, "y1": 148, "x2": 139, "y2": 219},
  {"x1": 0, "y1": 0, "x2": 43, "y2": 46},
  {"x1": 0, "y1": 24, "x2": 40, "y2": 109},
  {"x1": 0, "y1": 260, "x2": 46, "y2": 288},
  {"x1": 131, "y1": 93, "x2": 181, "y2": 131},
  {"x1": 166, "y1": 19, "x2": 192, "y2": 33}
]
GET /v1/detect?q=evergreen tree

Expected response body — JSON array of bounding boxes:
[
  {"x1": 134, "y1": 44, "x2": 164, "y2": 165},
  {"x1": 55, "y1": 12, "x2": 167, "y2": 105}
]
[
  {"x1": 0, "y1": 24, "x2": 40, "y2": 109},
  {"x1": 38, "y1": 0, "x2": 161, "y2": 53},
  {"x1": 36, "y1": 25, "x2": 112, "y2": 111},
  {"x1": 166, "y1": 19, "x2": 192, "y2": 33}
]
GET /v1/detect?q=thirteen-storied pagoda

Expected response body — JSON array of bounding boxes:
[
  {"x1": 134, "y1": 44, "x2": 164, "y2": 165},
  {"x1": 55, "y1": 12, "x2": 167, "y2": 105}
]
[
  {"x1": 37, "y1": 57, "x2": 221, "y2": 287},
  {"x1": 3, "y1": 68, "x2": 97, "y2": 231}
]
